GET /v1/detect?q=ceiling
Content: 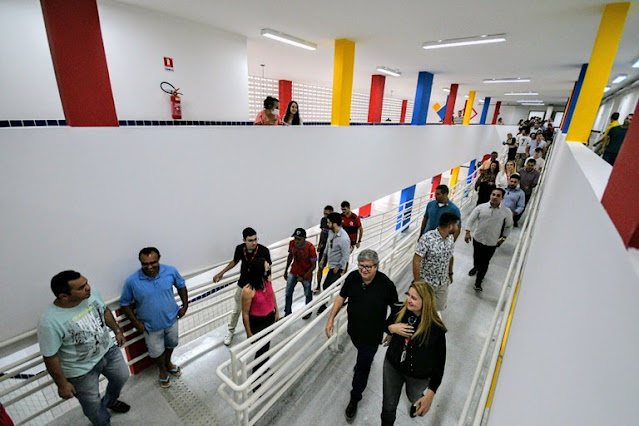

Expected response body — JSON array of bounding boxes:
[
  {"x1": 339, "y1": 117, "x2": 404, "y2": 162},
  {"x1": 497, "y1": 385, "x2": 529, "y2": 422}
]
[{"x1": 118, "y1": 0, "x2": 639, "y2": 107}]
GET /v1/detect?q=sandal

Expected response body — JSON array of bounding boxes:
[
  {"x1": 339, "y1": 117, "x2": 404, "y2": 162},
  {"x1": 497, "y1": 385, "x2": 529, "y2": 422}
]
[
  {"x1": 159, "y1": 374, "x2": 171, "y2": 388},
  {"x1": 168, "y1": 365, "x2": 182, "y2": 377}
]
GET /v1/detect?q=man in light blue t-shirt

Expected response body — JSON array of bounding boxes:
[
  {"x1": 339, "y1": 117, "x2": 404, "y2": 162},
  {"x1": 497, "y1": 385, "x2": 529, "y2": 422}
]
[
  {"x1": 37, "y1": 270, "x2": 130, "y2": 426},
  {"x1": 120, "y1": 247, "x2": 188, "y2": 389},
  {"x1": 419, "y1": 185, "x2": 462, "y2": 241}
]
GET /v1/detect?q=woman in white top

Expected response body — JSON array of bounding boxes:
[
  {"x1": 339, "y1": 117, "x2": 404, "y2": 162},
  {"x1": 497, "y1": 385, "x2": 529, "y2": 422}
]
[{"x1": 496, "y1": 160, "x2": 516, "y2": 188}]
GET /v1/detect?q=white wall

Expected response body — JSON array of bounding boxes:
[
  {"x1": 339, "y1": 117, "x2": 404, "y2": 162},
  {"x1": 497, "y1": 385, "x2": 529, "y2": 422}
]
[
  {"x1": 0, "y1": 0, "x2": 64, "y2": 119},
  {"x1": 489, "y1": 140, "x2": 639, "y2": 425},
  {"x1": 0, "y1": 125, "x2": 509, "y2": 341},
  {"x1": 0, "y1": 0, "x2": 249, "y2": 121},
  {"x1": 98, "y1": 0, "x2": 248, "y2": 121}
]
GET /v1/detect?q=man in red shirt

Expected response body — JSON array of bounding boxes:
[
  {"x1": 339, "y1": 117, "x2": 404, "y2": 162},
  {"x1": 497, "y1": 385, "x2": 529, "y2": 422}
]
[
  {"x1": 341, "y1": 201, "x2": 364, "y2": 249},
  {"x1": 284, "y1": 228, "x2": 317, "y2": 320}
]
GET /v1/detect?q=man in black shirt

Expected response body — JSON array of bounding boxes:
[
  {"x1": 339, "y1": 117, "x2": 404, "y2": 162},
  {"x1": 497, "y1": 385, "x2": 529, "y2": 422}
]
[
  {"x1": 325, "y1": 249, "x2": 399, "y2": 422},
  {"x1": 213, "y1": 227, "x2": 272, "y2": 346}
]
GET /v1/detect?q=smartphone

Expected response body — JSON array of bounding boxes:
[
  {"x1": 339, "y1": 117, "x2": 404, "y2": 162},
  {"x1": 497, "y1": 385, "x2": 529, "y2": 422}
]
[{"x1": 410, "y1": 404, "x2": 417, "y2": 417}]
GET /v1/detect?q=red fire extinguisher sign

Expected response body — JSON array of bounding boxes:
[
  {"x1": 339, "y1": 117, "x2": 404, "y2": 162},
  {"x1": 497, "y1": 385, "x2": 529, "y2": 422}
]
[{"x1": 164, "y1": 57, "x2": 174, "y2": 71}]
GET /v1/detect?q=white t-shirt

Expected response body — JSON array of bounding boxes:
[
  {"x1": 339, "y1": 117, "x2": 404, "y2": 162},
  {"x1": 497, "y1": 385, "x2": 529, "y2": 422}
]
[{"x1": 517, "y1": 136, "x2": 531, "y2": 154}]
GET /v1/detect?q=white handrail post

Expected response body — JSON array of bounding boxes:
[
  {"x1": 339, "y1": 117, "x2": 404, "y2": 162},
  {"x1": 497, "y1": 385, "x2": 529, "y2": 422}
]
[{"x1": 240, "y1": 359, "x2": 249, "y2": 426}]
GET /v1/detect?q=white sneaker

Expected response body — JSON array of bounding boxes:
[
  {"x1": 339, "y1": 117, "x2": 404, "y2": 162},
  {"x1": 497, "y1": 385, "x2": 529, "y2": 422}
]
[{"x1": 223, "y1": 333, "x2": 233, "y2": 346}]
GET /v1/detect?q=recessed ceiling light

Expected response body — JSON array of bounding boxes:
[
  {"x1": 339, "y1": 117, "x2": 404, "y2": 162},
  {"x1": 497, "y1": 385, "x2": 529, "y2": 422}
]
[
  {"x1": 612, "y1": 74, "x2": 627, "y2": 84},
  {"x1": 422, "y1": 34, "x2": 506, "y2": 50},
  {"x1": 483, "y1": 78, "x2": 531, "y2": 84},
  {"x1": 604, "y1": 86, "x2": 611, "y2": 93},
  {"x1": 261, "y1": 29, "x2": 317, "y2": 50},
  {"x1": 632, "y1": 58, "x2": 639, "y2": 68},
  {"x1": 376, "y1": 66, "x2": 401, "y2": 77},
  {"x1": 505, "y1": 92, "x2": 538, "y2": 96}
]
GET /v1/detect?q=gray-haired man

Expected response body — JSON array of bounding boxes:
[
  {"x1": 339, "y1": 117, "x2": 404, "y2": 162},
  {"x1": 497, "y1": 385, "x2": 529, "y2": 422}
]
[{"x1": 325, "y1": 249, "x2": 399, "y2": 421}]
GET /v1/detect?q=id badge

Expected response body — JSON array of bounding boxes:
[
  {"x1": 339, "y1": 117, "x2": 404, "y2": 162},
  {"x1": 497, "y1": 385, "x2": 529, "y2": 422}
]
[{"x1": 400, "y1": 349, "x2": 406, "y2": 363}]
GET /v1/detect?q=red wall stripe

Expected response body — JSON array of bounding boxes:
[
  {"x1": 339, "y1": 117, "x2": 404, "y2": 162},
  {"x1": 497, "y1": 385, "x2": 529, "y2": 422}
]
[
  {"x1": 40, "y1": 0, "x2": 118, "y2": 127},
  {"x1": 601, "y1": 102, "x2": 639, "y2": 248}
]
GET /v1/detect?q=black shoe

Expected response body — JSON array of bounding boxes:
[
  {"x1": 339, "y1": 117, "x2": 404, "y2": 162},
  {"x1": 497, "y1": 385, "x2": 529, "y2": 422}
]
[
  {"x1": 345, "y1": 399, "x2": 358, "y2": 421},
  {"x1": 468, "y1": 268, "x2": 477, "y2": 276},
  {"x1": 514, "y1": 222, "x2": 519, "y2": 228},
  {"x1": 474, "y1": 284, "x2": 483, "y2": 292},
  {"x1": 317, "y1": 304, "x2": 327, "y2": 315},
  {"x1": 108, "y1": 400, "x2": 130, "y2": 413},
  {"x1": 302, "y1": 312, "x2": 312, "y2": 320}
]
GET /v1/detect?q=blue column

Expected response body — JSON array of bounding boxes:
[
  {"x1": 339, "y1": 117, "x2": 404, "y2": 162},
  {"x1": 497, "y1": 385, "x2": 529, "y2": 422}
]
[
  {"x1": 479, "y1": 97, "x2": 491, "y2": 124},
  {"x1": 411, "y1": 71, "x2": 434, "y2": 125},
  {"x1": 396, "y1": 185, "x2": 416, "y2": 231},
  {"x1": 562, "y1": 64, "x2": 588, "y2": 134}
]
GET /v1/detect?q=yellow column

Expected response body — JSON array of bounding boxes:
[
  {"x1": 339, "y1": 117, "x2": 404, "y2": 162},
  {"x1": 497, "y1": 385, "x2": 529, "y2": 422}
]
[
  {"x1": 463, "y1": 91, "x2": 476, "y2": 125},
  {"x1": 331, "y1": 39, "x2": 355, "y2": 126},
  {"x1": 566, "y1": 2, "x2": 630, "y2": 143}
]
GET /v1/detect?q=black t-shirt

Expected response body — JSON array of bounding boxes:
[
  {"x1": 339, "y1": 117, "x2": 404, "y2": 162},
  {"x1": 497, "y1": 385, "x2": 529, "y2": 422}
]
[
  {"x1": 339, "y1": 270, "x2": 399, "y2": 345},
  {"x1": 232, "y1": 243, "x2": 272, "y2": 287}
]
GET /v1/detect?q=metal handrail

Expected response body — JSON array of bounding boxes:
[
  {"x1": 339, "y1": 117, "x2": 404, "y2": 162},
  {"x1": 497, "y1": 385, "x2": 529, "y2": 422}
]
[{"x1": 457, "y1": 140, "x2": 556, "y2": 425}]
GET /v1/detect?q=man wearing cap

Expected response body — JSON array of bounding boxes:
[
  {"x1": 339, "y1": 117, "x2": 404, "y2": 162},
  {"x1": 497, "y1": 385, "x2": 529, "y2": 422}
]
[{"x1": 283, "y1": 228, "x2": 318, "y2": 320}]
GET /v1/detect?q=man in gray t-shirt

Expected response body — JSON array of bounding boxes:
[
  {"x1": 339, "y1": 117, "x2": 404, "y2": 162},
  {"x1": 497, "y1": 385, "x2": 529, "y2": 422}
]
[{"x1": 38, "y1": 270, "x2": 130, "y2": 426}]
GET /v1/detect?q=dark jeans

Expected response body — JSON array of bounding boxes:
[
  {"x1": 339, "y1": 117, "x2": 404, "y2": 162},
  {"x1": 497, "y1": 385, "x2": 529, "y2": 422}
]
[
  {"x1": 249, "y1": 310, "x2": 276, "y2": 374},
  {"x1": 603, "y1": 151, "x2": 617, "y2": 166},
  {"x1": 323, "y1": 268, "x2": 342, "y2": 290},
  {"x1": 67, "y1": 345, "x2": 130, "y2": 426},
  {"x1": 350, "y1": 340, "x2": 379, "y2": 402},
  {"x1": 381, "y1": 358, "x2": 430, "y2": 425},
  {"x1": 472, "y1": 239, "x2": 497, "y2": 286}
]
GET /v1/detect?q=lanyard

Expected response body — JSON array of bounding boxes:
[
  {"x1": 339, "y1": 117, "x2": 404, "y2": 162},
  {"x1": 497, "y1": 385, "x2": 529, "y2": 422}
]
[{"x1": 243, "y1": 245, "x2": 259, "y2": 263}]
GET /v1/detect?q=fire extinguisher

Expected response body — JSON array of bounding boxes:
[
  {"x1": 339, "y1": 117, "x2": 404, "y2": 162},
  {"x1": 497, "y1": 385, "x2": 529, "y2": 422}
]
[{"x1": 161, "y1": 82, "x2": 182, "y2": 120}]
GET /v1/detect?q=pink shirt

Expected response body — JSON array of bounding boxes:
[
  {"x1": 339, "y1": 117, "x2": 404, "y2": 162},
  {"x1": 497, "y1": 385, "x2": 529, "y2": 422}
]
[
  {"x1": 254, "y1": 110, "x2": 281, "y2": 125},
  {"x1": 249, "y1": 280, "x2": 276, "y2": 316}
]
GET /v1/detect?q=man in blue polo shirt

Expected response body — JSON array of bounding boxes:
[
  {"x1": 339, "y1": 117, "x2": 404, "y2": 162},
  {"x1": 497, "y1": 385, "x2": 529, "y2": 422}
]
[
  {"x1": 419, "y1": 185, "x2": 462, "y2": 241},
  {"x1": 120, "y1": 247, "x2": 188, "y2": 389}
]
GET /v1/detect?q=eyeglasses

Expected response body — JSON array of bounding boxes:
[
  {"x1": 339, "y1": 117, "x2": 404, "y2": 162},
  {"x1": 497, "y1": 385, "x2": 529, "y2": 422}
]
[{"x1": 358, "y1": 264, "x2": 375, "y2": 271}]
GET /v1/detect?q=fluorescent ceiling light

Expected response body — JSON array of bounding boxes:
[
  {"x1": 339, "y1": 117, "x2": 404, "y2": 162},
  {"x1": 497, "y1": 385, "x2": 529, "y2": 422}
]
[
  {"x1": 612, "y1": 74, "x2": 627, "y2": 84},
  {"x1": 521, "y1": 102, "x2": 544, "y2": 105},
  {"x1": 376, "y1": 66, "x2": 401, "y2": 77},
  {"x1": 516, "y1": 99, "x2": 544, "y2": 103},
  {"x1": 484, "y1": 78, "x2": 531, "y2": 84},
  {"x1": 443, "y1": 88, "x2": 450, "y2": 92},
  {"x1": 261, "y1": 29, "x2": 317, "y2": 50},
  {"x1": 632, "y1": 59, "x2": 639, "y2": 68},
  {"x1": 422, "y1": 34, "x2": 506, "y2": 50},
  {"x1": 604, "y1": 86, "x2": 611, "y2": 93},
  {"x1": 505, "y1": 92, "x2": 538, "y2": 96}
]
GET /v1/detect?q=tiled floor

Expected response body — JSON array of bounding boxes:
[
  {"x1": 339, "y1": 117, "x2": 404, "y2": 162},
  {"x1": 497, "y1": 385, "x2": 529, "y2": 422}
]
[{"x1": 46, "y1": 183, "x2": 521, "y2": 426}]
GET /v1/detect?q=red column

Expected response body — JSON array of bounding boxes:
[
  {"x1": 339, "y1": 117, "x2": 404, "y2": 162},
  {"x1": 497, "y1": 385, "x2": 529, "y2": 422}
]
[
  {"x1": 367, "y1": 75, "x2": 385, "y2": 123},
  {"x1": 491, "y1": 101, "x2": 502, "y2": 124},
  {"x1": 40, "y1": 0, "x2": 118, "y2": 127},
  {"x1": 430, "y1": 174, "x2": 442, "y2": 198},
  {"x1": 602, "y1": 103, "x2": 639, "y2": 248},
  {"x1": 443, "y1": 84, "x2": 458, "y2": 125},
  {"x1": 278, "y1": 80, "x2": 292, "y2": 120},
  {"x1": 400, "y1": 100, "x2": 408, "y2": 123}
]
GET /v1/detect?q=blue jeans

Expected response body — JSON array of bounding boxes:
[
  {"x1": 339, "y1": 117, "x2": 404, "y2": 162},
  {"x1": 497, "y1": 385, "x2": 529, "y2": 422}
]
[
  {"x1": 284, "y1": 274, "x2": 312, "y2": 315},
  {"x1": 68, "y1": 345, "x2": 130, "y2": 426}
]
